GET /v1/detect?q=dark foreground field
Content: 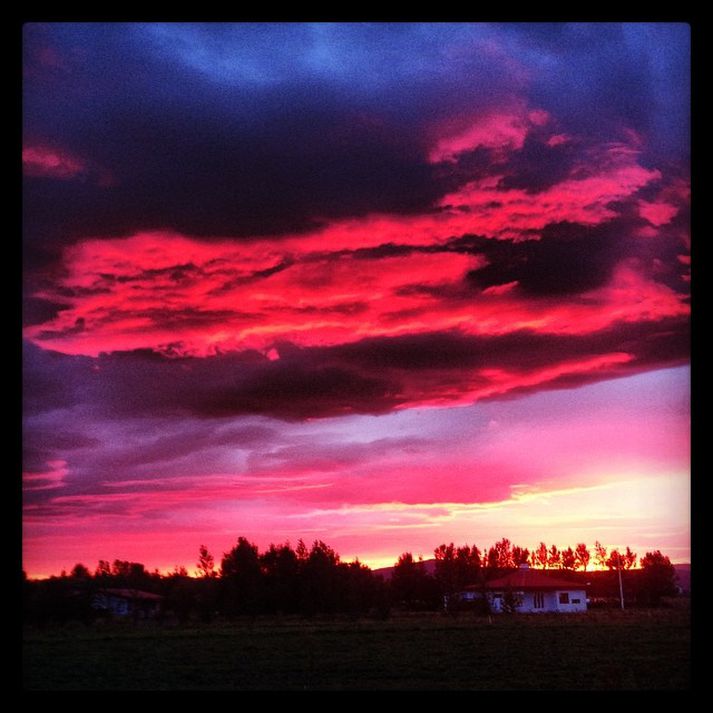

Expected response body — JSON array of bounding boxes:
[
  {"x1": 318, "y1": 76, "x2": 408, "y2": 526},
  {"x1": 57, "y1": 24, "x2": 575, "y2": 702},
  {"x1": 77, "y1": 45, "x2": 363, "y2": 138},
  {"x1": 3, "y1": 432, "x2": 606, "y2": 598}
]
[{"x1": 23, "y1": 609, "x2": 690, "y2": 690}]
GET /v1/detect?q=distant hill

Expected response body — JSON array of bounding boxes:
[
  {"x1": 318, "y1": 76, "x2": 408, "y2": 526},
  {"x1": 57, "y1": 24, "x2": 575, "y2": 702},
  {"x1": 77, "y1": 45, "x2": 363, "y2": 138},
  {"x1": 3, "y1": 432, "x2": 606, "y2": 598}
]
[
  {"x1": 373, "y1": 559, "x2": 435, "y2": 581},
  {"x1": 373, "y1": 560, "x2": 691, "y2": 593}
]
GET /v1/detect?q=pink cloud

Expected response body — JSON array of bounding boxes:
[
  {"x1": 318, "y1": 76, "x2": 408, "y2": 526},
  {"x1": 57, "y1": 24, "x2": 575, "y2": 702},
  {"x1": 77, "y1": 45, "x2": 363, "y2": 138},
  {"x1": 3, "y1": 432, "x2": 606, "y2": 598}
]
[
  {"x1": 637, "y1": 177, "x2": 689, "y2": 228},
  {"x1": 23, "y1": 144, "x2": 86, "y2": 179},
  {"x1": 22, "y1": 384, "x2": 690, "y2": 576},
  {"x1": 438, "y1": 162, "x2": 661, "y2": 237},
  {"x1": 23, "y1": 460, "x2": 68, "y2": 492},
  {"x1": 546, "y1": 133, "x2": 570, "y2": 147},
  {"x1": 23, "y1": 142, "x2": 115, "y2": 185},
  {"x1": 638, "y1": 200, "x2": 679, "y2": 227},
  {"x1": 428, "y1": 107, "x2": 540, "y2": 163}
]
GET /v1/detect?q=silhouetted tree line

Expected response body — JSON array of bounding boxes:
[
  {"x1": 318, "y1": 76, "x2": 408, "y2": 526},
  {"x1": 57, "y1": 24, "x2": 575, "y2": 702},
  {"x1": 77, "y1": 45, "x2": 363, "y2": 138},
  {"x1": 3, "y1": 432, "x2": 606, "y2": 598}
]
[
  {"x1": 217, "y1": 538, "x2": 387, "y2": 617},
  {"x1": 23, "y1": 539, "x2": 388, "y2": 625},
  {"x1": 22, "y1": 536, "x2": 680, "y2": 625}
]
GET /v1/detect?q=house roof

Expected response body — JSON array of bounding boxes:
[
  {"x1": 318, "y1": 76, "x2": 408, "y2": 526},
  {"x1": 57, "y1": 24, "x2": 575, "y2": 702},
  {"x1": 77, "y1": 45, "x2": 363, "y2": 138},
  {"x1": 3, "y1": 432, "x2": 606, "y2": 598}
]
[
  {"x1": 466, "y1": 569, "x2": 586, "y2": 592},
  {"x1": 101, "y1": 588, "x2": 163, "y2": 601}
]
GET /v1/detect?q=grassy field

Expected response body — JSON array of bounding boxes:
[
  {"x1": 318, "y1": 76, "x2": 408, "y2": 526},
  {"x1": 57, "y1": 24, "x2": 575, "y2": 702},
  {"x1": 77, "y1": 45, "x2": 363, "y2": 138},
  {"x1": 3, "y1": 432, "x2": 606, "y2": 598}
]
[{"x1": 23, "y1": 609, "x2": 690, "y2": 690}]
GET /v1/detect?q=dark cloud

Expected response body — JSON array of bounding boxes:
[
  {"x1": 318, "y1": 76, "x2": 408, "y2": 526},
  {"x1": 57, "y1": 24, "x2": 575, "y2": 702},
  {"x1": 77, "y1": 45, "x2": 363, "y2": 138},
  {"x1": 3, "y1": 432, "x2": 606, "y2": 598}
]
[
  {"x1": 506, "y1": 220, "x2": 627, "y2": 296},
  {"x1": 22, "y1": 429, "x2": 100, "y2": 472},
  {"x1": 500, "y1": 23, "x2": 690, "y2": 163},
  {"x1": 22, "y1": 297, "x2": 71, "y2": 326},
  {"x1": 199, "y1": 363, "x2": 400, "y2": 420},
  {"x1": 497, "y1": 133, "x2": 581, "y2": 193},
  {"x1": 244, "y1": 434, "x2": 436, "y2": 478},
  {"x1": 22, "y1": 341, "x2": 396, "y2": 421},
  {"x1": 465, "y1": 219, "x2": 644, "y2": 296},
  {"x1": 22, "y1": 311, "x2": 689, "y2": 425},
  {"x1": 22, "y1": 23, "x2": 689, "y2": 265},
  {"x1": 69, "y1": 422, "x2": 278, "y2": 492},
  {"x1": 22, "y1": 23, "x2": 690, "y2": 430},
  {"x1": 328, "y1": 319, "x2": 689, "y2": 374},
  {"x1": 23, "y1": 341, "x2": 95, "y2": 416},
  {"x1": 23, "y1": 24, "x2": 447, "y2": 258},
  {"x1": 22, "y1": 108, "x2": 438, "y2": 256}
]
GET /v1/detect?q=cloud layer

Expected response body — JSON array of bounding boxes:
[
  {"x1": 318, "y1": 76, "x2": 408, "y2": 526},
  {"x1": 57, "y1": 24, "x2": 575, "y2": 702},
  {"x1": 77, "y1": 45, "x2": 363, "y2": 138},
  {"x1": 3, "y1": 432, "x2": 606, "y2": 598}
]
[{"x1": 22, "y1": 23, "x2": 690, "y2": 575}]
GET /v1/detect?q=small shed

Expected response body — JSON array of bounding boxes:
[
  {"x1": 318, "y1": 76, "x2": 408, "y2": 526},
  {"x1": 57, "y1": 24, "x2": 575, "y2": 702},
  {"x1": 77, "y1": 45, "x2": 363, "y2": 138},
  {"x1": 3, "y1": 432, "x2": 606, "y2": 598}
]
[
  {"x1": 461, "y1": 564, "x2": 587, "y2": 613},
  {"x1": 92, "y1": 588, "x2": 163, "y2": 619}
]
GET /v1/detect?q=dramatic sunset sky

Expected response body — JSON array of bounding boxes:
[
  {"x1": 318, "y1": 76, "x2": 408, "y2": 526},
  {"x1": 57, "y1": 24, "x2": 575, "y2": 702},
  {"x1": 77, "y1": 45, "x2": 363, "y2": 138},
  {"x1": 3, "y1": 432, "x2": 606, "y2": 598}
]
[{"x1": 22, "y1": 23, "x2": 690, "y2": 578}]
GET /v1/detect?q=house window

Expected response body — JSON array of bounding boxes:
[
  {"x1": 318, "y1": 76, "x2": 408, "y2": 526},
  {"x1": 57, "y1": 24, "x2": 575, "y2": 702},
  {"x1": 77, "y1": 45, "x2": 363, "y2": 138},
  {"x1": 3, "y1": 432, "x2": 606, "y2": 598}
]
[
  {"x1": 558, "y1": 592, "x2": 570, "y2": 604},
  {"x1": 571, "y1": 598, "x2": 581, "y2": 604},
  {"x1": 533, "y1": 592, "x2": 544, "y2": 608}
]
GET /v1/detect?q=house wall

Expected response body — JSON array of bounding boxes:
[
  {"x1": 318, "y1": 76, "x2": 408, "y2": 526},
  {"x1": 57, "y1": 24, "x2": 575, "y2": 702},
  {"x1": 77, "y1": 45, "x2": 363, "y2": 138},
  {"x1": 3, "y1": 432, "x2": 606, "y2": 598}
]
[
  {"x1": 92, "y1": 593, "x2": 161, "y2": 618},
  {"x1": 553, "y1": 589, "x2": 587, "y2": 613},
  {"x1": 92, "y1": 593, "x2": 131, "y2": 616},
  {"x1": 108, "y1": 596, "x2": 130, "y2": 616},
  {"x1": 488, "y1": 589, "x2": 587, "y2": 613},
  {"x1": 518, "y1": 591, "x2": 557, "y2": 613}
]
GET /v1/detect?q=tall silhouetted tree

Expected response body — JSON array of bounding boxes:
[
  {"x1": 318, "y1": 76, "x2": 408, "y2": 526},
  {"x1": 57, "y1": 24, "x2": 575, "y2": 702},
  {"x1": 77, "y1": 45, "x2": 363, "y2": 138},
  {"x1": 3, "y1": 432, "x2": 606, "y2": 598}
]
[
  {"x1": 70, "y1": 563, "x2": 91, "y2": 579},
  {"x1": 341, "y1": 559, "x2": 380, "y2": 615},
  {"x1": 195, "y1": 561, "x2": 220, "y2": 622},
  {"x1": 111, "y1": 560, "x2": 132, "y2": 578},
  {"x1": 95, "y1": 560, "x2": 112, "y2": 578},
  {"x1": 301, "y1": 540, "x2": 341, "y2": 614},
  {"x1": 295, "y1": 539, "x2": 309, "y2": 563},
  {"x1": 492, "y1": 538, "x2": 515, "y2": 569},
  {"x1": 163, "y1": 567, "x2": 196, "y2": 623},
  {"x1": 434, "y1": 543, "x2": 458, "y2": 597},
  {"x1": 197, "y1": 545, "x2": 216, "y2": 578},
  {"x1": 561, "y1": 547, "x2": 576, "y2": 571},
  {"x1": 548, "y1": 545, "x2": 561, "y2": 569},
  {"x1": 575, "y1": 543, "x2": 590, "y2": 572},
  {"x1": 622, "y1": 546, "x2": 637, "y2": 570},
  {"x1": 220, "y1": 537, "x2": 263, "y2": 615},
  {"x1": 391, "y1": 552, "x2": 419, "y2": 606},
  {"x1": 606, "y1": 549, "x2": 623, "y2": 570},
  {"x1": 261, "y1": 543, "x2": 299, "y2": 614},
  {"x1": 391, "y1": 552, "x2": 439, "y2": 610},
  {"x1": 455, "y1": 545, "x2": 481, "y2": 585},
  {"x1": 432, "y1": 543, "x2": 481, "y2": 604},
  {"x1": 594, "y1": 541, "x2": 608, "y2": 570},
  {"x1": 106, "y1": 560, "x2": 150, "y2": 589},
  {"x1": 512, "y1": 546, "x2": 530, "y2": 567},
  {"x1": 638, "y1": 551, "x2": 677, "y2": 606},
  {"x1": 535, "y1": 542, "x2": 549, "y2": 569},
  {"x1": 485, "y1": 546, "x2": 498, "y2": 571}
]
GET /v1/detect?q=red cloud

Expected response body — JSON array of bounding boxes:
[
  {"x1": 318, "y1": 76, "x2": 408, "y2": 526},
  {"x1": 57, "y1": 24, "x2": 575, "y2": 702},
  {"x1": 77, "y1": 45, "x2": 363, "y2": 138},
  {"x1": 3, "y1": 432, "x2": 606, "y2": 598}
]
[
  {"x1": 24, "y1": 107, "x2": 688, "y2": 394},
  {"x1": 24, "y1": 229, "x2": 688, "y2": 361}
]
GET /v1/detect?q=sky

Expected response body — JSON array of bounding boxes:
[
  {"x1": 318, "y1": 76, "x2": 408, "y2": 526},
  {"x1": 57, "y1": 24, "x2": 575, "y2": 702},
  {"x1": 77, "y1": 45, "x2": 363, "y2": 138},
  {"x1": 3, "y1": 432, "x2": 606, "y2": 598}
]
[{"x1": 22, "y1": 23, "x2": 690, "y2": 577}]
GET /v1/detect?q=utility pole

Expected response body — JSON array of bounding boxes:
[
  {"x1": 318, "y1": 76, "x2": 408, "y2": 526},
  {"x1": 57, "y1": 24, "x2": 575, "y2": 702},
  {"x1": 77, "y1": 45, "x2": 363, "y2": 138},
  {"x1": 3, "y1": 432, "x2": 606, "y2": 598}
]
[{"x1": 617, "y1": 559, "x2": 625, "y2": 610}]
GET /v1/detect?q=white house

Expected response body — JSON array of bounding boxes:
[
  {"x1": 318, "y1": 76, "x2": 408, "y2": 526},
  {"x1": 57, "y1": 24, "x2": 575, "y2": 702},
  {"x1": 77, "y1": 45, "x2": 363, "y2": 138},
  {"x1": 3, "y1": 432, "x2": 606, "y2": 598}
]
[{"x1": 460, "y1": 564, "x2": 587, "y2": 613}]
